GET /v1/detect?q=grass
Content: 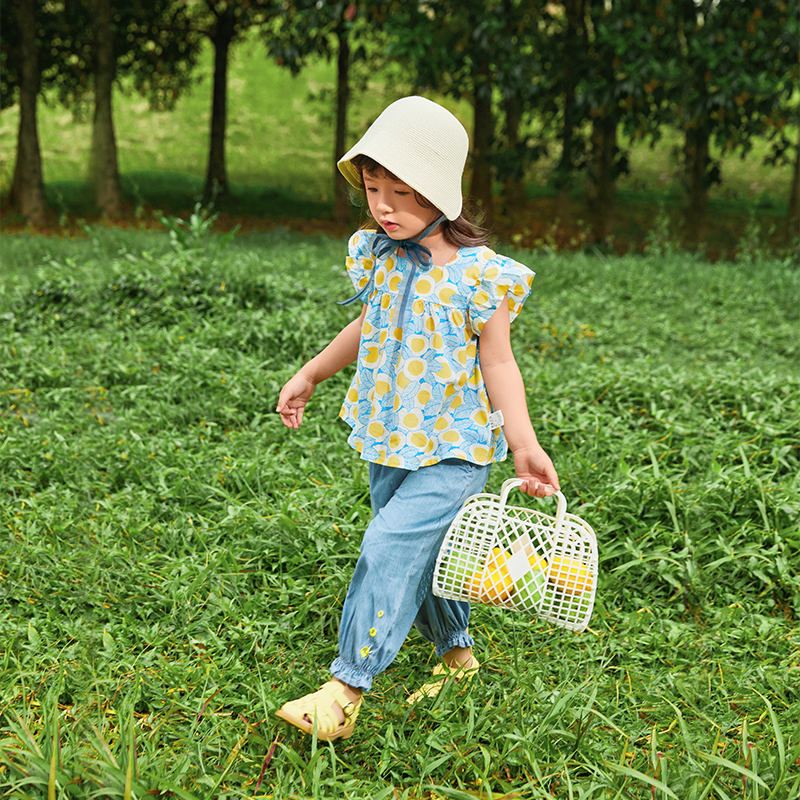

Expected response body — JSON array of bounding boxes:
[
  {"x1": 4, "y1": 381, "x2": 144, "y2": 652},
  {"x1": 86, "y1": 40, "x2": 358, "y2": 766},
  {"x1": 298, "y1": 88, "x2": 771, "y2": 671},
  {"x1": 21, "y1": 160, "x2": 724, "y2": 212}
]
[{"x1": 1, "y1": 222, "x2": 798, "y2": 798}]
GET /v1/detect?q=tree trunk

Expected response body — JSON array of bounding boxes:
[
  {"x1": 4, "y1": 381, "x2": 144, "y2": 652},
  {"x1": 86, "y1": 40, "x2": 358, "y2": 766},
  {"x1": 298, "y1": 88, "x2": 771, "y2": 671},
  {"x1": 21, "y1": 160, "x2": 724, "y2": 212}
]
[
  {"x1": 502, "y1": 94, "x2": 526, "y2": 209},
  {"x1": 89, "y1": 0, "x2": 121, "y2": 216},
  {"x1": 470, "y1": 59, "x2": 494, "y2": 227},
  {"x1": 683, "y1": 126, "x2": 710, "y2": 246},
  {"x1": 333, "y1": 27, "x2": 351, "y2": 225},
  {"x1": 587, "y1": 114, "x2": 617, "y2": 243},
  {"x1": 204, "y1": 12, "x2": 234, "y2": 199},
  {"x1": 788, "y1": 128, "x2": 799, "y2": 242},
  {"x1": 10, "y1": 0, "x2": 46, "y2": 223},
  {"x1": 555, "y1": 0, "x2": 582, "y2": 224}
]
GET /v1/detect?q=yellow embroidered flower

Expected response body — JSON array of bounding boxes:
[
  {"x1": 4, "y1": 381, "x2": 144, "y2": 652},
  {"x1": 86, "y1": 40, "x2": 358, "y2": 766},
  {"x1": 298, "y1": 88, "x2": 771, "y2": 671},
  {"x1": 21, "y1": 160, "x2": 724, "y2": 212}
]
[
  {"x1": 378, "y1": 610, "x2": 384, "y2": 618},
  {"x1": 360, "y1": 646, "x2": 371, "y2": 658},
  {"x1": 369, "y1": 628, "x2": 377, "y2": 637}
]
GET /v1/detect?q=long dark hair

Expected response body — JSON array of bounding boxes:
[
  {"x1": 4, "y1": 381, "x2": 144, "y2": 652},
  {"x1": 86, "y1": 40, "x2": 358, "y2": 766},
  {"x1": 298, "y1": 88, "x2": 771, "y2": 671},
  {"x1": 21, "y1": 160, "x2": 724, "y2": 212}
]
[{"x1": 350, "y1": 154, "x2": 490, "y2": 248}]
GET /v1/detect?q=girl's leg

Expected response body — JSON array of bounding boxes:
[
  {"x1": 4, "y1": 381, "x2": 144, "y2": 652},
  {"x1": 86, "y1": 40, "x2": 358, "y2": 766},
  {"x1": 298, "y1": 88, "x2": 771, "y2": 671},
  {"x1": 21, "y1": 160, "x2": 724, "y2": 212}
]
[
  {"x1": 330, "y1": 458, "x2": 489, "y2": 692},
  {"x1": 414, "y1": 591, "x2": 476, "y2": 662}
]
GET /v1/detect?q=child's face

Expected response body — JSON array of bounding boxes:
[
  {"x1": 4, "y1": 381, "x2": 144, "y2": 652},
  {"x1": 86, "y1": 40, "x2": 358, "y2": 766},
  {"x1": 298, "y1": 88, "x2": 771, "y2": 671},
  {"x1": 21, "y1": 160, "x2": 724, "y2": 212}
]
[{"x1": 363, "y1": 171, "x2": 439, "y2": 241}]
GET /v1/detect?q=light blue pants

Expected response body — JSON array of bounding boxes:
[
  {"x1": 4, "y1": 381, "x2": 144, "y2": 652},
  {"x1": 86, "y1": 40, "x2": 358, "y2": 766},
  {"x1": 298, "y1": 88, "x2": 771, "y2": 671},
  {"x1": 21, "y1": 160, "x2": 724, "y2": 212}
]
[{"x1": 330, "y1": 458, "x2": 490, "y2": 691}]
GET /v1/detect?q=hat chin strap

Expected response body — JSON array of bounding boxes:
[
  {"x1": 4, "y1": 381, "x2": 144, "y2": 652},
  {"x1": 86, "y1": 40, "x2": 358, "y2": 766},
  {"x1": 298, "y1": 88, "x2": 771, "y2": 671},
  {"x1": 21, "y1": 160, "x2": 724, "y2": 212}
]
[
  {"x1": 370, "y1": 213, "x2": 447, "y2": 268},
  {"x1": 338, "y1": 213, "x2": 447, "y2": 309}
]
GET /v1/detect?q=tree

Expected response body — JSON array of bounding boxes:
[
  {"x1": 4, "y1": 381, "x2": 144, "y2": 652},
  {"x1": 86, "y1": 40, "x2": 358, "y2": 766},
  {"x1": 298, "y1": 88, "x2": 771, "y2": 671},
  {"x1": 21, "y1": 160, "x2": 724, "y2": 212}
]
[
  {"x1": 2, "y1": 0, "x2": 202, "y2": 217},
  {"x1": 4, "y1": 0, "x2": 46, "y2": 222},
  {"x1": 88, "y1": 0, "x2": 123, "y2": 215},
  {"x1": 658, "y1": 0, "x2": 799, "y2": 244},
  {"x1": 575, "y1": 0, "x2": 666, "y2": 244},
  {"x1": 268, "y1": 0, "x2": 382, "y2": 224},
  {"x1": 187, "y1": 1, "x2": 280, "y2": 200},
  {"x1": 385, "y1": 0, "x2": 545, "y2": 227}
]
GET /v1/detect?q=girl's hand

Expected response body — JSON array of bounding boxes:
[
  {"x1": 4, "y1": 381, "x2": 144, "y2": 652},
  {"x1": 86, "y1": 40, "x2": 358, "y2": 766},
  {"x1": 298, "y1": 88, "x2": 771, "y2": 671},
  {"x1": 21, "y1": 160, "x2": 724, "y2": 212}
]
[
  {"x1": 513, "y1": 444, "x2": 560, "y2": 498},
  {"x1": 276, "y1": 372, "x2": 316, "y2": 429}
]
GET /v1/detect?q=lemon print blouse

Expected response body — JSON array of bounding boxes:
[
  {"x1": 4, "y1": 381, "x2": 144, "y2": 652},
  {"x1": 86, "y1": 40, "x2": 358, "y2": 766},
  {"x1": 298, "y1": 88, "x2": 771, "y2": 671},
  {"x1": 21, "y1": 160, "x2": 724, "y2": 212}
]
[{"x1": 339, "y1": 230, "x2": 535, "y2": 470}]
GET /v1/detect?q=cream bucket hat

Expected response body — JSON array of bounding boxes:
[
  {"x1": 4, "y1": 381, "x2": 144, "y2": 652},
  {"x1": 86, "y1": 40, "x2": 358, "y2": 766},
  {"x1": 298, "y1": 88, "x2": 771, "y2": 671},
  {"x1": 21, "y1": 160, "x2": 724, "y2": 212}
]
[{"x1": 337, "y1": 96, "x2": 469, "y2": 221}]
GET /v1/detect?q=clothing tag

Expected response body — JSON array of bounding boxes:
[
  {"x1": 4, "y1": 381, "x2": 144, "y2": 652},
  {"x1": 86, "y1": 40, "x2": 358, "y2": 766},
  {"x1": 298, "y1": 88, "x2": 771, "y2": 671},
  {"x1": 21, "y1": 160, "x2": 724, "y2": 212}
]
[{"x1": 488, "y1": 410, "x2": 504, "y2": 430}]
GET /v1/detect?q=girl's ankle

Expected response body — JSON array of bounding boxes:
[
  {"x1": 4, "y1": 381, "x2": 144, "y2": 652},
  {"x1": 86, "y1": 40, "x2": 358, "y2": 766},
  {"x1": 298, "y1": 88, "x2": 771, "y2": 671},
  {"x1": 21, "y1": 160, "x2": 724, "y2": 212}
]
[
  {"x1": 442, "y1": 646, "x2": 474, "y2": 670},
  {"x1": 333, "y1": 679, "x2": 363, "y2": 707}
]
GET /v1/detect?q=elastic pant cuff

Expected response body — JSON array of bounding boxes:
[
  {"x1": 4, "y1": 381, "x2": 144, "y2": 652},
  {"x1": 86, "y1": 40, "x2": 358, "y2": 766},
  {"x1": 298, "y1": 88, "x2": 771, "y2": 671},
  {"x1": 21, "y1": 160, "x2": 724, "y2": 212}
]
[
  {"x1": 330, "y1": 657, "x2": 374, "y2": 692},
  {"x1": 434, "y1": 630, "x2": 474, "y2": 658}
]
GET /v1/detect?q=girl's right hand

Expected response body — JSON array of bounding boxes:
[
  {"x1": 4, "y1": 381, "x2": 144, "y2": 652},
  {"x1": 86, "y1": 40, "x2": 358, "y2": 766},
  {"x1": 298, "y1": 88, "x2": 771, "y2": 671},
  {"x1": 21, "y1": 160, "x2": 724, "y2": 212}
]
[{"x1": 276, "y1": 372, "x2": 316, "y2": 429}]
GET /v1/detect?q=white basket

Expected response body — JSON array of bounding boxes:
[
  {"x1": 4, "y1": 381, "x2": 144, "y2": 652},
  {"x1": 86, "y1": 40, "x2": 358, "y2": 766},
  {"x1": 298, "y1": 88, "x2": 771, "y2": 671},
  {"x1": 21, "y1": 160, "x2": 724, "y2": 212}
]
[{"x1": 432, "y1": 479, "x2": 598, "y2": 632}]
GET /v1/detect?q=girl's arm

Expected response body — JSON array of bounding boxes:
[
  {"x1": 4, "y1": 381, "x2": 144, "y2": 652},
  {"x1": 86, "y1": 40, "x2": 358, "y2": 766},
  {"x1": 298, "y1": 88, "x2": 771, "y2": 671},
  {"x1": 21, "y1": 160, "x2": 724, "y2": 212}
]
[
  {"x1": 480, "y1": 297, "x2": 560, "y2": 497},
  {"x1": 276, "y1": 304, "x2": 367, "y2": 429}
]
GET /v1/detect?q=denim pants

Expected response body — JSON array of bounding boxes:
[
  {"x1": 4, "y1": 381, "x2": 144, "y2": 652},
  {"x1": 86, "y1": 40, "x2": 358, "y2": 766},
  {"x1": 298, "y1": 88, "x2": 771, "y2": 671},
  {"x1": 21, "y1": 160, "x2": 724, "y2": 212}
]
[{"x1": 330, "y1": 458, "x2": 491, "y2": 691}]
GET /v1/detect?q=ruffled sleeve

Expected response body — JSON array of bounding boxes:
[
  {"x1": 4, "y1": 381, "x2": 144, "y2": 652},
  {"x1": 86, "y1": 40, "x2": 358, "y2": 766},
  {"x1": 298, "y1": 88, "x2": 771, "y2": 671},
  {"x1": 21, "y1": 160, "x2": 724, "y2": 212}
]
[
  {"x1": 344, "y1": 230, "x2": 378, "y2": 298},
  {"x1": 466, "y1": 253, "x2": 535, "y2": 333}
]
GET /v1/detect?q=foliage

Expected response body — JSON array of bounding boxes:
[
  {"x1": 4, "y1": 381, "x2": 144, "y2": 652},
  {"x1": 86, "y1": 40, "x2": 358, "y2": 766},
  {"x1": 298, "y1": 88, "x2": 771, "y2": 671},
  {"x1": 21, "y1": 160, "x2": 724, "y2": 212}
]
[
  {"x1": 1, "y1": 228, "x2": 798, "y2": 796},
  {"x1": 0, "y1": 0, "x2": 202, "y2": 114},
  {"x1": 156, "y1": 201, "x2": 241, "y2": 253}
]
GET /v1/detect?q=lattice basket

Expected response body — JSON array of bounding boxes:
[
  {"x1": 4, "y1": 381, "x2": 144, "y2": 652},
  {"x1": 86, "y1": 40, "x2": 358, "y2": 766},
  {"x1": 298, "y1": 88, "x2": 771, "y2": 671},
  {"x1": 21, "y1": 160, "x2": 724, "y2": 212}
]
[{"x1": 433, "y1": 479, "x2": 598, "y2": 632}]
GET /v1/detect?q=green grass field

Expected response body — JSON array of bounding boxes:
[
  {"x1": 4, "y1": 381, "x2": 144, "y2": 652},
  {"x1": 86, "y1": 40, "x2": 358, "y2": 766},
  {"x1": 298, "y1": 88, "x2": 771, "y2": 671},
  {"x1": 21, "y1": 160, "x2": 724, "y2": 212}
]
[{"x1": 1, "y1": 221, "x2": 798, "y2": 798}]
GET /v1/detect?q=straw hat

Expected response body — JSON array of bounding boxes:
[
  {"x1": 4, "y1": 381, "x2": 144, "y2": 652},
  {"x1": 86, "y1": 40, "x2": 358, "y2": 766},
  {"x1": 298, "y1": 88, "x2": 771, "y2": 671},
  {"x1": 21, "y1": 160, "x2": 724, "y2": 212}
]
[{"x1": 337, "y1": 96, "x2": 469, "y2": 221}]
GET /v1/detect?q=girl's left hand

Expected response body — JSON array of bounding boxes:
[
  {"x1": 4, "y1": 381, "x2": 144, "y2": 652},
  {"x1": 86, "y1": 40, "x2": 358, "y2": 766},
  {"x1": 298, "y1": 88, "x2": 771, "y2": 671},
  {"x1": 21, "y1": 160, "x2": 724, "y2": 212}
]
[{"x1": 513, "y1": 444, "x2": 560, "y2": 498}]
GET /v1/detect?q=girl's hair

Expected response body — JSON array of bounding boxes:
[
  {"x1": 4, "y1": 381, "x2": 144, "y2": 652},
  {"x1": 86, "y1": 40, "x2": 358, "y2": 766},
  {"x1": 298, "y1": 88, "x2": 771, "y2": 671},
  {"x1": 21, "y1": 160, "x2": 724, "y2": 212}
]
[{"x1": 351, "y1": 154, "x2": 490, "y2": 248}]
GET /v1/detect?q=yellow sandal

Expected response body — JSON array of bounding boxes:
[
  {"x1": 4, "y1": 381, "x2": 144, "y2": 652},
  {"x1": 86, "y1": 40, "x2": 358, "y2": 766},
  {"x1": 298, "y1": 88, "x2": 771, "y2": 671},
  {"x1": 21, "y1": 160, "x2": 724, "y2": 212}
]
[
  {"x1": 407, "y1": 656, "x2": 481, "y2": 705},
  {"x1": 276, "y1": 680, "x2": 361, "y2": 741}
]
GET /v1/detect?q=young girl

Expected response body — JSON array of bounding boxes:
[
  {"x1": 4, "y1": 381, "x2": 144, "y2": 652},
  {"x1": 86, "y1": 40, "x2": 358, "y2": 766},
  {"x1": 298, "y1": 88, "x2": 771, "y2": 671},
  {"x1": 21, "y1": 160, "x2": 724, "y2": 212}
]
[{"x1": 275, "y1": 96, "x2": 559, "y2": 741}]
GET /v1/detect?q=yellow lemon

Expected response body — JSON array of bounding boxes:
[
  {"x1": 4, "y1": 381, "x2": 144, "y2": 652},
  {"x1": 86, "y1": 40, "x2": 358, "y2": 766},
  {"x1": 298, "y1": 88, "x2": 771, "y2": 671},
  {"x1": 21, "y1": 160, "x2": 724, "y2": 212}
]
[
  {"x1": 364, "y1": 346, "x2": 380, "y2": 364},
  {"x1": 417, "y1": 276, "x2": 433, "y2": 295},
  {"x1": 548, "y1": 555, "x2": 593, "y2": 594},
  {"x1": 466, "y1": 547, "x2": 514, "y2": 604},
  {"x1": 410, "y1": 431, "x2": 428, "y2": 449},
  {"x1": 438, "y1": 286, "x2": 457, "y2": 304},
  {"x1": 368, "y1": 422, "x2": 385, "y2": 438},
  {"x1": 403, "y1": 411, "x2": 421, "y2": 429},
  {"x1": 406, "y1": 359, "x2": 426, "y2": 377},
  {"x1": 472, "y1": 446, "x2": 489, "y2": 462},
  {"x1": 436, "y1": 362, "x2": 453, "y2": 381},
  {"x1": 465, "y1": 265, "x2": 481, "y2": 281},
  {"x1": 409, "y1": 336, "x2": 427, "y2": 354}
]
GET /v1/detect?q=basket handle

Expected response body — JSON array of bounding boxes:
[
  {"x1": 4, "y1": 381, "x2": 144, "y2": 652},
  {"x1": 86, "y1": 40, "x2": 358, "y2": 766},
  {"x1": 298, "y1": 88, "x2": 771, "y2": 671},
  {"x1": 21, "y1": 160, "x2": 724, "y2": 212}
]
[{"x1": 498, "y1": 479, "x2": 567, "y2": 532}]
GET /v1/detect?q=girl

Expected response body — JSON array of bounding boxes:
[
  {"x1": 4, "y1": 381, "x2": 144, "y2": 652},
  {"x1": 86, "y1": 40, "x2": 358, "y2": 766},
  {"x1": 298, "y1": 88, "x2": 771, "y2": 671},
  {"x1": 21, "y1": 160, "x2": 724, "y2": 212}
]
[{"x1": 275, "y1": 96, "x2": 559, "y2": 741}]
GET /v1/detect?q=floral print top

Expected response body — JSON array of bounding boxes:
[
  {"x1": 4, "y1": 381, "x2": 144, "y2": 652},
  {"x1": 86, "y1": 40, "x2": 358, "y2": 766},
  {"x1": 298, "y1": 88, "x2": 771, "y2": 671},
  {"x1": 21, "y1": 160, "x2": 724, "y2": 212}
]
[{"x1": 339, "y1": 230, "x2": 534, "y2": 470}]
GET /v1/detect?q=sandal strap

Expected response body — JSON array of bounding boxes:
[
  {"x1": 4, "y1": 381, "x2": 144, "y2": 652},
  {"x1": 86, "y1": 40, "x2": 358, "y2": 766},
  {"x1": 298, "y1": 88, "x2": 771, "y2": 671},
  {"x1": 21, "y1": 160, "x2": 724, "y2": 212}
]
[
  {"x1": 408, "y1": 657, "x2": 481, "y2": 704},
  {"x1": 278, "y1": 680, "x2": 361, "y2": 736}
]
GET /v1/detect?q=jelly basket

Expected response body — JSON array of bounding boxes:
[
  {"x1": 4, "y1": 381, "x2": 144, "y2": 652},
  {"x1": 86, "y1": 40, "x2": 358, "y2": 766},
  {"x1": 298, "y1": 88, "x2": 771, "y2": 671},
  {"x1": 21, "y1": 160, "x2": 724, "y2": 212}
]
[{"x1": 432, "y1": 479, "x2": 598, "y2": 632}]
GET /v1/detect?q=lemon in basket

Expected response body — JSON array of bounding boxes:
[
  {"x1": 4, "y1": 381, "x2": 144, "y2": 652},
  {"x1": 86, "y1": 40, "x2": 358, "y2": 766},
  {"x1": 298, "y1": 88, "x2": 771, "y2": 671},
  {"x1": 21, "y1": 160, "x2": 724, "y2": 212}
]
[
  {"x1": 465, "y1": 547, "x2": 515, "y2": 604},
  {"x1": 548, "y1": 555, "x2": 593, "y2": 594}
]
